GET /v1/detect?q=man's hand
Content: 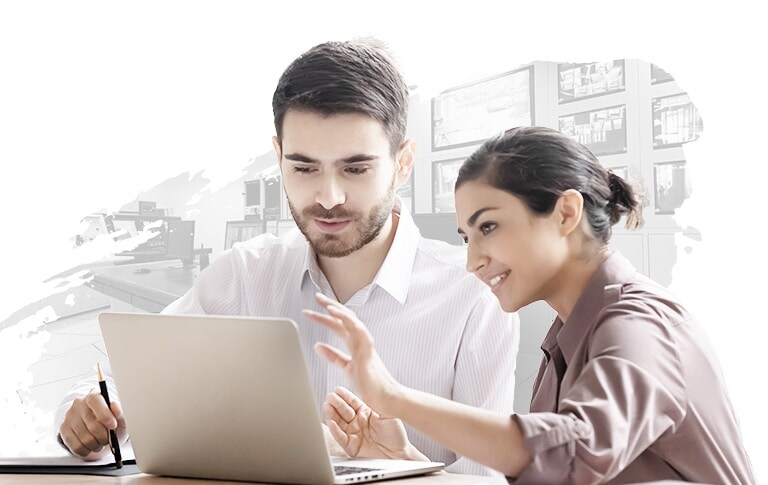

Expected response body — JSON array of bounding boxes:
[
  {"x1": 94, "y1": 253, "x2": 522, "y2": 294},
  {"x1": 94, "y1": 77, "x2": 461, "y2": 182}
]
[
  {"x1": 58, "y1": 390, "x2": 128, "y2": 460},
  {"x1": 324, "y1": 386, "x2": 428, "y2": 461},
  {"x1": 322, "y1": 422, "x2": 349, "y2": 457}
]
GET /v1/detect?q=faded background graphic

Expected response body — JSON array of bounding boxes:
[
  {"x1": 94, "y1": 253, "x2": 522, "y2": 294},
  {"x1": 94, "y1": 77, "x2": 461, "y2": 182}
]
[{"x1": 0, "y1": 1, "x2": 765, "y2": 480}]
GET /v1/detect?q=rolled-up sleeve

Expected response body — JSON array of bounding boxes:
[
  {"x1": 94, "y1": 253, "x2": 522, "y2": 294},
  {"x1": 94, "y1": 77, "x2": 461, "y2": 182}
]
[{"x1": 510, "y1": 304, "x2": 688, "y2": 484}]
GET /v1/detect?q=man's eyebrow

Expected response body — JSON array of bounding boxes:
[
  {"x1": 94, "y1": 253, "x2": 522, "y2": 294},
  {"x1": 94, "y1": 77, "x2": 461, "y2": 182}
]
[
  {"x1": 283, "y1": 153, "x2": 379, "y2": 164},
  {"x1": 284, "y1": 153, "x2": 318, "y2": 164},
  {"x1": 340, "y1": 154, "x2": 378, "y2": 164}
]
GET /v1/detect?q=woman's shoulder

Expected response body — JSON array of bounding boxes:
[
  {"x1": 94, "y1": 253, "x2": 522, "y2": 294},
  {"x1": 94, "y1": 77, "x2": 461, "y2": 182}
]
[{"x1": 598, "y1": 272, "x2": 694, "y2": 331}]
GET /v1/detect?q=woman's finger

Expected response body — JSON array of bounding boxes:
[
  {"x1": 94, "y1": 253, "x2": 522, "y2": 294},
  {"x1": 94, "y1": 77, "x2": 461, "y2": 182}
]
[
  {"x1": 325, "y1": 305, "x2": 373, "y2": 348},
  {"x1": 311, "y1": 294, "x2": 373, "y2": 350},
  {"x1": 315, "y1": 294, "x2": 361, "y2": 326},
  {"x1": 322, "y1": 299, "x2": 357, "y2": 322},
  {"x1": 314, "y1": 292, "x2": 339, "y2": 307},
  {"x1": 314, "y1": 342, "x2": 351, "y2": 368},
  {"x1": 302, "y1": 310, "x2": 350, "y2": 342}
]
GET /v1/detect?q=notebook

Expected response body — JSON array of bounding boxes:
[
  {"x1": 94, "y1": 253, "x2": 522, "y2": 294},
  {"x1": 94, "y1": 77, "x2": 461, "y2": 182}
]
[
  {"x1": 98, "y1": 312, "x2": 444, "y2": 484},
  {"x1": 0, "y1": 442, "x2": 139, "y2": 476}
]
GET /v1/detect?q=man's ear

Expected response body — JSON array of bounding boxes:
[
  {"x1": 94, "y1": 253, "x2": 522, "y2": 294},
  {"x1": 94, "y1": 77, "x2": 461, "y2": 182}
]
[
  {"x1": 556, "y1": 189, "x2": 584, "y2": 236},
  {"x1": 395, "y1": 139, "x2": 415, "y2": 186},
  {"x1": 272, "y1": 136, "x2": 282, "y2": 165}
]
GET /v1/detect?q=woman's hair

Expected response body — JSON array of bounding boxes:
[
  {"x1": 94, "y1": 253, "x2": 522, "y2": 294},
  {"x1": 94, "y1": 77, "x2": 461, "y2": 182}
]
[{"x1": 455, "y1": 126, "x2": 644, "y2": 243}]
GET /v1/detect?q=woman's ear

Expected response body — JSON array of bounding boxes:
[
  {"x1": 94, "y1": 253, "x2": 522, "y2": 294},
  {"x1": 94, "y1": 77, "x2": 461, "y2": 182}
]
[{"x1": 556, "y1": 189, "x2": 584, "y2": 236}]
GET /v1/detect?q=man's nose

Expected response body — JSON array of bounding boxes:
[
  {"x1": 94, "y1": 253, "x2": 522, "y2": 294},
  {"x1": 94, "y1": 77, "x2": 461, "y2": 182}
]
[{"x1": 315, "y1": 174, "x2": 345, "y2": 209}]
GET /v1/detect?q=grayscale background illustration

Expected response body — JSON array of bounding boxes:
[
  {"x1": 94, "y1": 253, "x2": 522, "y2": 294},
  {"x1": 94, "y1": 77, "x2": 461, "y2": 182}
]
[{"x1": 0, "y1": 2, "x2": 764, "y2": 480}]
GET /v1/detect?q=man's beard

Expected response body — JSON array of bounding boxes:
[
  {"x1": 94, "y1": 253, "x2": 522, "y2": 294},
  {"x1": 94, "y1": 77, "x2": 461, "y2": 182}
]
[{"x1": 289, "y1": 187, "x2": 395, "y2": 258}]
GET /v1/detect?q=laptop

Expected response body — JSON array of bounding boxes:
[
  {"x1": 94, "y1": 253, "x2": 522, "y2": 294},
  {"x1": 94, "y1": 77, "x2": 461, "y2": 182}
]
[{"x1": 99, "y1": 312, "x2": 444, "y2": 484}]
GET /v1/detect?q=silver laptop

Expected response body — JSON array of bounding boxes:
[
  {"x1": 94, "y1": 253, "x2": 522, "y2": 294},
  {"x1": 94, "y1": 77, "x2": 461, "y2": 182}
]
[{"x1": 99, "y1": 312, "x2": 444, "y2": 484}]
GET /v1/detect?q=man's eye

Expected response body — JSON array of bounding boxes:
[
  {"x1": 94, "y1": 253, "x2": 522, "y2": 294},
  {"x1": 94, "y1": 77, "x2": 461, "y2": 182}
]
[
  {"x1": 293, "y1": 166, "x2": 315, "y2": 174},
  {"x1": 345, "y1": 166, "x2": 369, "y2": 175},
  {"x1": 479, "y1": 222, "x2": 496, "y2": 235}
]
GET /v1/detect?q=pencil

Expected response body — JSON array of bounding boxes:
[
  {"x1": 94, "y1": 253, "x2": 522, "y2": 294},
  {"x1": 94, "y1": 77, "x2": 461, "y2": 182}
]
[{"x1": 97, "y1": 362, "x2": 123, "y2": 469}]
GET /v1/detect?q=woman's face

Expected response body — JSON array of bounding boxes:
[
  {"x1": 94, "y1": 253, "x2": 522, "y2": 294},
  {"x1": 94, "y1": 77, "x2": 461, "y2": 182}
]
[{"x1": 455, "y1": 180, "x2": 569, "y2": 313}]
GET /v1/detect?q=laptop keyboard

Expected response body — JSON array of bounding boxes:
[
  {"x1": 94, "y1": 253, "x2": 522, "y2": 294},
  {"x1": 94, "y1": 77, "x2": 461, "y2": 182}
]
[{"x1": 334, "y1": 465, "x2": 383, "y2": 476}]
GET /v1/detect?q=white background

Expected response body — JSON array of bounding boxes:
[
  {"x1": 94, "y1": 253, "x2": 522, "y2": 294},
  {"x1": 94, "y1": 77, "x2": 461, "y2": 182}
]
[{"x1": 1, "y1": 1, "x2": 765, "y2": 479}]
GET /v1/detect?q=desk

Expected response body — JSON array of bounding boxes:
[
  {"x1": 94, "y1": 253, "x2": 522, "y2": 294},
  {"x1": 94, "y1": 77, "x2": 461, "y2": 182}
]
[
  {"x1": 0, "y1": 471, "x2": 501, "y2": 485},
  {"x1": 86, "y1": 261, "x2": 198, "y2": 313}
]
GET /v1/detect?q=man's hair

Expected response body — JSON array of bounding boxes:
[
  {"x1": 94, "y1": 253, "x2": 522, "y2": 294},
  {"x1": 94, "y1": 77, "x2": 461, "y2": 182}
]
[{"x1": 272, "y1": 39, "x2": 409, "y2": 155}]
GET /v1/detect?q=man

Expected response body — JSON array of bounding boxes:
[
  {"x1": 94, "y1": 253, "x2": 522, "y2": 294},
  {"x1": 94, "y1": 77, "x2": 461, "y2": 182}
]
[{"x1": 54, "y1": 39, "x2": 519, "y2": 475}]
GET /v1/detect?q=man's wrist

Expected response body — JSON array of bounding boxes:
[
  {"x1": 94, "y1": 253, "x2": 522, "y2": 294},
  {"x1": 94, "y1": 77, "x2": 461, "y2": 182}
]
[
  {"x1": 402, "y1": 444, "x2": 429, "y2": 462},
  {"x1": 56, "y1": 432, "x2": 73, "y2": 455}
]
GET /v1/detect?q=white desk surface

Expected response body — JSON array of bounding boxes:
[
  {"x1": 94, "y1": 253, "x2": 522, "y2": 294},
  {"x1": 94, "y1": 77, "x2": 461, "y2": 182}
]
[{"x1": 0, "y1": 471, "x2": 504, "y2": 485}]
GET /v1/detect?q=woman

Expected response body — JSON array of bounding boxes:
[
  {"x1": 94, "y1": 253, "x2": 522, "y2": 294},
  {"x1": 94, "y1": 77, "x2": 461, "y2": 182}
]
[{"x1": 303, "y1": 127, "x2": 756, "y2": 484}]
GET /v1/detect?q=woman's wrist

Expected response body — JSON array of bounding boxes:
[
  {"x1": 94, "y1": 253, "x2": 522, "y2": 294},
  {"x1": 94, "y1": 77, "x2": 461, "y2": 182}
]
[{"x1": 378, "y1": 379, "x2": 407, "y2": 417}]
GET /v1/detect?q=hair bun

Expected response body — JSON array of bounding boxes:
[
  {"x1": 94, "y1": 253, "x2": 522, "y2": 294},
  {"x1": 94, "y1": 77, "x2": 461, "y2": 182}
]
[
  {"x1": 607, "y1": 171, "x2": 644, "y2": 229},
  {"x1": 607, "y1": 172, "x2": 622, "y2": 207}
]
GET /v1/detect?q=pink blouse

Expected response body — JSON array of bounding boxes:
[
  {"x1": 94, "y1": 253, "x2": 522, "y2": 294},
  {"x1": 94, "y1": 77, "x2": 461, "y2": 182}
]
[{"x1": 511, "y1": 252, "x2": 756, "y2": 484}]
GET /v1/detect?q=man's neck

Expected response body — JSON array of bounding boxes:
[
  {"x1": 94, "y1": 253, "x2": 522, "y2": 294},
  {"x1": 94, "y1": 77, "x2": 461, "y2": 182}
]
[{"x1": 317, "y1": 213, "x2": 399, "y2": 304}]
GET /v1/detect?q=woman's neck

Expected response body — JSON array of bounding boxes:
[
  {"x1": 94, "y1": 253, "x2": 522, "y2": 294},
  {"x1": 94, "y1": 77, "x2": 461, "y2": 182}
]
[{"x1": 547, "y1": 247, "x2": 608, "y2": 323}]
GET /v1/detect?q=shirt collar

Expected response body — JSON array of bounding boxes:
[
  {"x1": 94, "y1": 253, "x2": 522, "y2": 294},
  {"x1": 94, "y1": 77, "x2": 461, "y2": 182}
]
[
  {"x1": 546, "y1": 251, "x2": 637, "y2": 366},
  {"x1": 299, "y1": 197, "x2": 419, "y2": 305},
  {"x1": 369, "y1": 199, "x2": 419, "y2": 304},
  {"x1": 301, "y1": 235, "x2": 327, "y2": 295}
]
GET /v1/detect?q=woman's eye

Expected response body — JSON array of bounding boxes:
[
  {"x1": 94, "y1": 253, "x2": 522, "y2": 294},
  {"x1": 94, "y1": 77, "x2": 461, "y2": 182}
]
[{"x1": 479, "y1": 222, "x2": 496, "y2": 235}]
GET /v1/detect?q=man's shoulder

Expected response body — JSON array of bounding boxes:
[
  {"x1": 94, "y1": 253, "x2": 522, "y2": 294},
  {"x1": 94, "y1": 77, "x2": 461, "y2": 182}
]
[
  {"x1": 412, "y1": 236, "x2": 507, "y2": 317},
  {"x1": 413, "y1": 236, "x2": 487, "y2": 292},
  {"x1": 415, "y1": 236, "x2": 468, "y2": 270},
  {"x1": 228, "y1": 229, "x2": 306, "y2": 265}
]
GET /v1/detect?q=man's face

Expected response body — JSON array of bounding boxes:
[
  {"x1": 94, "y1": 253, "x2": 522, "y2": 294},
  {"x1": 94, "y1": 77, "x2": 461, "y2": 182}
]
[{"x1": 274, "y1": 110, "x2": 409, "y2": 258}]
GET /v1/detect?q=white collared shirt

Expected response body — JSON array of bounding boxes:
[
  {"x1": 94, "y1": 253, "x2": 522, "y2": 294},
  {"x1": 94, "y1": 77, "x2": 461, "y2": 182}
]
[{"x1": 56, "y1": 207, "x2": 519, "y2": 475}]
